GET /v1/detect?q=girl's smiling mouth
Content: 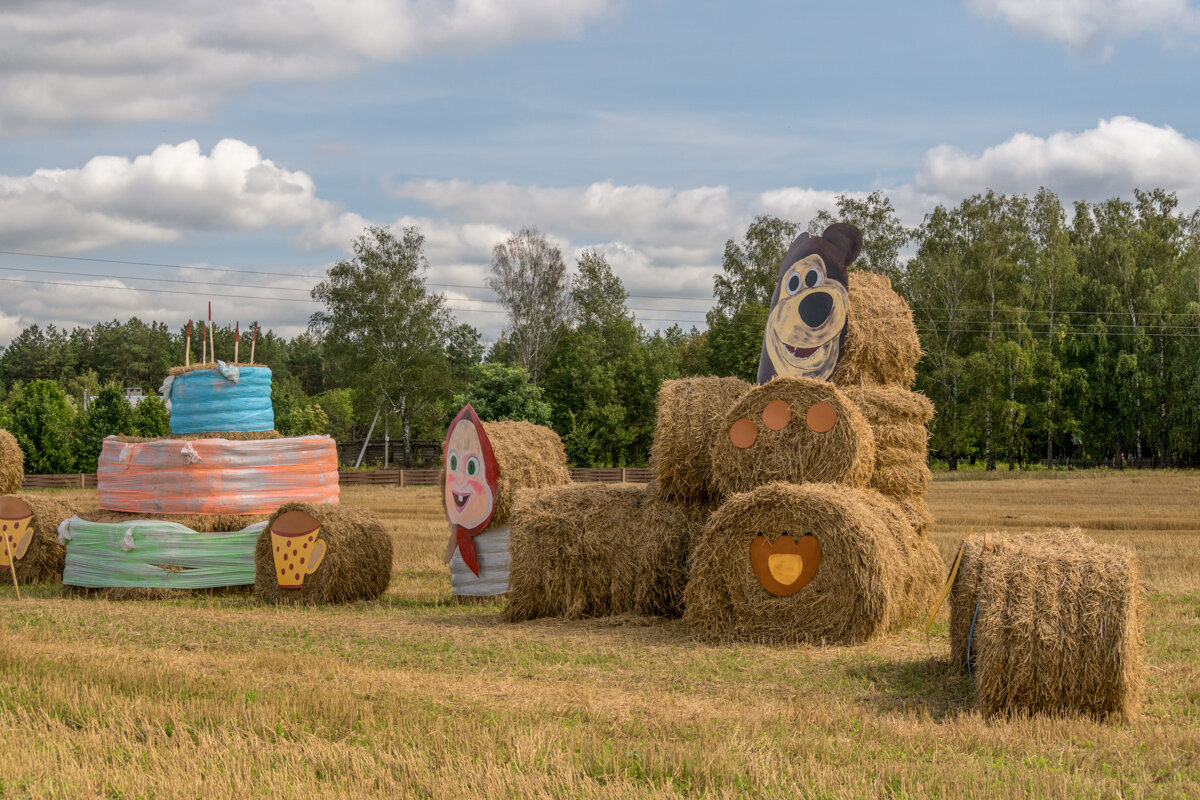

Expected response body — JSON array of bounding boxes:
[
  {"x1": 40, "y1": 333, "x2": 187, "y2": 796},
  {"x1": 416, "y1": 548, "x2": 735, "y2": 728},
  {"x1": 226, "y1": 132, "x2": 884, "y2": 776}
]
[{"x1": 452, "y1": 491, "x2": 471, "y2": 511}]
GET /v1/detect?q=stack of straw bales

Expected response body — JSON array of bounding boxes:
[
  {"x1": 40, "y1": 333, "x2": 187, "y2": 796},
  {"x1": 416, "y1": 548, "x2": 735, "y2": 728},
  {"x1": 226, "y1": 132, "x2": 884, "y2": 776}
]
[
  {"x1": 0, "y1": 429, "x2": 24, "y2": 495},
  {"x1": 3, "y1": 494, "x2": 75, "y2": 584},
  {"x1": 650, "y1": 377, "x2": 751, "y2": 500},
  {"x1": 504, "y1": 482, "x2": 714, "y2": 620},
  {"x1": 254, "y1": 502, "x2": 393, "y2": 605},
  {"x1": 949, "y1": 529, "x2": 1145, "y2": 720},
  {"x1": 848, "y1": 385, "x2": 935, "y2": 534}
]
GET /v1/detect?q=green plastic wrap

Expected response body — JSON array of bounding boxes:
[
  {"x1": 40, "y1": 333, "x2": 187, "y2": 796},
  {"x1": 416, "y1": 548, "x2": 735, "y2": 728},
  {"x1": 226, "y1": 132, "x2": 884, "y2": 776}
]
[{"x1": 59, "y1": 516, "x2": 263, "y2": 589}]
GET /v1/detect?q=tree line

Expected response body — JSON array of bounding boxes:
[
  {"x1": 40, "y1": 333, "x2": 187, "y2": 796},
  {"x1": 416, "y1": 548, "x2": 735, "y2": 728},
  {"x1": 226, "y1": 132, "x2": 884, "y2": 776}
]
[{"x1": 2, "y1": 185, "x2": 1198, "y2": 473}]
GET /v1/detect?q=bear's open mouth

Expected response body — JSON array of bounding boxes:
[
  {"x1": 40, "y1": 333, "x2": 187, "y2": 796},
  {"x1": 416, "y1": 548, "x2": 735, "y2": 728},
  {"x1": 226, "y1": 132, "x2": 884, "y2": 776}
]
[{"x1": 784, "y1": 342, "x2": 819, "y2": 360}]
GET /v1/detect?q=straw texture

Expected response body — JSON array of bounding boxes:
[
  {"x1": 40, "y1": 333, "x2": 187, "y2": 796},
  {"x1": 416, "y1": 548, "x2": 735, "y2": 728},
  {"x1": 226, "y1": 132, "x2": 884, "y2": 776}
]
[
  {"x1": 830, "y1": 272, "x2": 922, "y2": 389},
  {"x1": 650, "y1": 377, "x2": 751, "y2": 500},
  {"x1": 709, "y1": 377, "x2": 875, "y2": 498},
  {"x1": 254, "y1": 503, "x2": 392, "y2": 605},
  {"x1": 0, "y1": 430, "x2": 23, "y2": 495},
  {"x1": 4, "y1": 493, "x2": 74, "y2": 583},
  {"x1": 684, "y1": 482, "x2": 935, "y2": 645},
  {"x1": 504, "y1": 482, "x2": 715, "y2": 621},
  {"x1": 482, "y1": 421, "x2": 571, "y2": 527}
]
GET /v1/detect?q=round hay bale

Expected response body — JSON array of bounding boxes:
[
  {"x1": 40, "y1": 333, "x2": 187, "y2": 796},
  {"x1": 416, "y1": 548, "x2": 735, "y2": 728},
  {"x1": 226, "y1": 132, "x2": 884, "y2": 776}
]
[
  {"x1": 0, "y1": 493, "x2": 74, "y2": 583},
  {"x1": 970, "y1": 533, "x2": 1145, "y2": 721},
  {"x1": 503, "y1": 482, "x2": 715, "y2": 621},
  {"x1": 448, "y1": 421, "x2": 570, "y2": 528},
  {"x1": 830, "y1": 272, "x2": 921, "y2": 389},
  {"x1": 0, "y1": 431, "x2": 24, "y2": 495},
  {"x1": 683, "y1": 482, "x2": 929, "y2": 645},
  {"x1": 708, "y1": 378, "x2": 875, "y2": 498},
  {"x1": 650, "y1": 377, "x2": 751, "y2": 500},
  {"x1": 949, "y1": 528, "x2": 1092, "y2": 674},
  {"x1": 254, "y1": 503, "x2": 392, "y2": 605}
]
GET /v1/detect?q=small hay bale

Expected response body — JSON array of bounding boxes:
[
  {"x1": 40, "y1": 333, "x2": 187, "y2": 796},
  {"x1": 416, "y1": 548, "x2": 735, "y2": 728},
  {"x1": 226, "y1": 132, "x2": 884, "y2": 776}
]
[
  {"x1": 1, "y1": 494, "x2": 74, "y2": 583},
  {"x1": 168, "y1": 361, "x2": 267, "y2": 376},
  {"x1": 949, "y1": 528, "x2": 1093, "y2": 674},
  {"x1": 503, "y1": 482, "x2": 715, "y2": 621},
  {"x1": 849, "y1": 384, "x2": 935, "y2": 427},
  {"x1": 708, "y1": 378, "x2": 875, "y2": 498},
  {"x1": 684, "y1": 483, "x2": 932, "y2": 645},
  {"x1": 110, "y1": 431, "x2": 282, "y2": 442},
  {"x1": 650, "y1": 377, "x2": 751, "y2": 500},
  {"x1": 870, "y1": 462, "x2": 932, "y2": 498},
  {"x1": 830, "y1": 272, "x2": 922, "y2": 389},
  {"x1": 0, "y1": 430, "x2": 23, "y2": 495},
  {"x1": 477, "y1": 421, "x2": 571, "y2": 528},
  {"x1": 963, "y1": 532, "x2": 1145, "y2": 721},
  {"x1": 254, "y1": 503, "x2": 392, "y2": 605}
]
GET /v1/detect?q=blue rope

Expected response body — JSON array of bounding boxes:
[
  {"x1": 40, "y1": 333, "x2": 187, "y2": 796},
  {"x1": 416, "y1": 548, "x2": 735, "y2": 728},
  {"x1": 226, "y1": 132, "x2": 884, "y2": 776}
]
[{"x1": 966, "y1": 598, "x2": 981, "y2": 686}]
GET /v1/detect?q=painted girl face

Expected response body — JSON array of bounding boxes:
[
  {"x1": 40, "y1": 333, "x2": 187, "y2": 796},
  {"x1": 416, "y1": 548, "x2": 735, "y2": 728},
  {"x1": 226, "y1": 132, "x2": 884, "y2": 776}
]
[{"x1": 444, "y1": 418, "x2": 496, "y2": 529}]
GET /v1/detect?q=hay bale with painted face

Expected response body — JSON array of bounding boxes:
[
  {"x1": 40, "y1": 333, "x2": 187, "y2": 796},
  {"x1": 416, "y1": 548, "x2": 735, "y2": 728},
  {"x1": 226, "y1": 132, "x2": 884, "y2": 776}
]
[
  {"x1": 253, "y1": 502, "x2": 392, "y2": 605},
  {"x1": 684, "y1": 482, "x2": 936, "y2": 644},
  {"x1": 709, "y1": 377, "x2": 876, "y2": 498},
  {"x1": 504, "y1": 482, "x2": 715, "y2": 621},
  {"x1": 0, "y1": 494, "x2": 74, "y2": 584},
  {"x1": 650, "y1": 376, "x2": 752, "y2": 501},
  {"x1": 442, "y1": 406, "x2": 570, "y2": 599}
]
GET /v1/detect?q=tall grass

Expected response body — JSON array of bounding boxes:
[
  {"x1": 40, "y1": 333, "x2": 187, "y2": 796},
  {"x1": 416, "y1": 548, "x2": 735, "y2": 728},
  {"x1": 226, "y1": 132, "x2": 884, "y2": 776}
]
[{"x1": 0, "y1": 475, "x2": 1195, "y2": 798}]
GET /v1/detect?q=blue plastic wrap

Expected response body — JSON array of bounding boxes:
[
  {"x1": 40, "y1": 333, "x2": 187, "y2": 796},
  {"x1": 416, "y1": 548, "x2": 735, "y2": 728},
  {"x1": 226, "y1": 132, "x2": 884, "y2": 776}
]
[{"x1": 166, "y1": 364, "x2": 274, "y2": 433}]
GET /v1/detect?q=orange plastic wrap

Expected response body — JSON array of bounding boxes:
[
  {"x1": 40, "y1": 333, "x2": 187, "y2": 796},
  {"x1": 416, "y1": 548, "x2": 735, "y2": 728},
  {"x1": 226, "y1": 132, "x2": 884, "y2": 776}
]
[{"x1": 97, "y1": 436, "x2": 339, "y2": 515}]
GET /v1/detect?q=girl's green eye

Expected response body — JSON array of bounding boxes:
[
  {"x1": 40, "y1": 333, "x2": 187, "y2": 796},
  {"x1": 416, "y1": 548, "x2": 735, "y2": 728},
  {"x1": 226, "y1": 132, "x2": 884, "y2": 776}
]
[
  {"x1": 467, "y1": 457, "x2": 478, "y2": 476},
  {"x1": 449, "y1": 454, "x2": 458, "y2": 471}
]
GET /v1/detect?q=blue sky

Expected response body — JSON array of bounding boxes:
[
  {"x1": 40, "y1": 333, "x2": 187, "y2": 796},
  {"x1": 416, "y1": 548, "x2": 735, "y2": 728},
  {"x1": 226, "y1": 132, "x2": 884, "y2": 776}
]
[{"x1": 2, "y1": 0, "x2": 1199, "y2": 346}]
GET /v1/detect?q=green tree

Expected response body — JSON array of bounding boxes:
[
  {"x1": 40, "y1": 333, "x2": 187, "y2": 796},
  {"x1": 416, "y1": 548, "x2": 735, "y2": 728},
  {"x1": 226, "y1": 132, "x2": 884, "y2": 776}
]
[
  {"x1": 713, "y1": 215, "x2": 800, "y2": 314},
  {"x1": 132, "y1": 396, "x2": 170, "y2": 438},
  {"x1": 279, "y1": 403, "x2": 330, "y2": 437},
  {"x1": 310, "y1": 225, "x2": 454, "y2": 465},
  {"x1": 77, "y1": 383, "x2": 135, "y2": 470},
  {"x1": 452, "y1": 363, "x2": 552, "y2": 425},
  {"x1": 7, "y1": 379, "x2": 77, "y2": 473}
]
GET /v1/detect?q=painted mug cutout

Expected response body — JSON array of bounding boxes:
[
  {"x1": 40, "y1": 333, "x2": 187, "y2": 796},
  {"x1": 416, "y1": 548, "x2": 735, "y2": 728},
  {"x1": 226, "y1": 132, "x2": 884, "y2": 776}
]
[
  {"x1": 805, "y1": 402, "x2": 838, "y2": 433},
  {"x1": 729, "y1": 418, "x2": 758, "y2": 449},
  {"x1": 0, "y1": 496, "x2": 34, "y2": 568},
  {"x1": 270, "y1": 510, "x2": 327, "y2": 589},
  {"x1": 749, "y1": 533, "x2": 822, "y2": 597}
]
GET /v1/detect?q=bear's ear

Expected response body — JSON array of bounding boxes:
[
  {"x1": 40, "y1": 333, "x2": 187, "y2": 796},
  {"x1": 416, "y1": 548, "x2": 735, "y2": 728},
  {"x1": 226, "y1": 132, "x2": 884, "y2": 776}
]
[{"x1": 821, "y1": 223, "x2": 863, "y2": 266}]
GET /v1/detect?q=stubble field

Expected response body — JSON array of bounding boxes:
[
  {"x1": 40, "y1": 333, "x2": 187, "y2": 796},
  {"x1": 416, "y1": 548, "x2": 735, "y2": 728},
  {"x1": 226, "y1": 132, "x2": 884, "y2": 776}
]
[{"x1": 0, "y1": 471, "x2": 1197, "y2": 799}]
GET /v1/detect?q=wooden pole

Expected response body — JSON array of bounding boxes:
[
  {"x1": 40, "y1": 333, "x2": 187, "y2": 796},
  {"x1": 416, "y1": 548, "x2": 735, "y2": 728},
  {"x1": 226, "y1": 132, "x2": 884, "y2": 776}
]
[
  {"x1": 235, "y1": 321, "x2": 240, "y2": 364},
  {"x1": 3, "y1": 531, "x2": 20, "y2": 601},
  {"x1": 208, "y1": 302, "x2": 213, "y2": 362},
  {"x1": 185, "y1": 320, "x2": 192, "y2": 367},
  {"x1": 250, "y1": 324, "x2": 257, "y2": 364}
]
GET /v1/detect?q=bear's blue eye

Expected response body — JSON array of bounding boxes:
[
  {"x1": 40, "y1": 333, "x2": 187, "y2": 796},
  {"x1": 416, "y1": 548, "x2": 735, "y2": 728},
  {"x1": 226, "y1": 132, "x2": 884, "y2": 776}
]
[
  {"x1": 786, "y1": 273, "x2": 802, "y2": 295},
  {"x1": 805, "y1": 267, "x2": 823, "y2": 288}
]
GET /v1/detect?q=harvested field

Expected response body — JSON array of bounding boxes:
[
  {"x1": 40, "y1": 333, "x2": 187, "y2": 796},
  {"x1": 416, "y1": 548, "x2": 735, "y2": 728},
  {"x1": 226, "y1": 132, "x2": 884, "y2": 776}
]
[{"x1": 0, "y1": 473, "x2": 1197, "y2": 798}]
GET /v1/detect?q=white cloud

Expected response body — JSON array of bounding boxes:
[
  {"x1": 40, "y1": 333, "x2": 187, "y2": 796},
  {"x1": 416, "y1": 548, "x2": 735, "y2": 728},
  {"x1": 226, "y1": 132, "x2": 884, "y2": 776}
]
[
  {"x1": 914, "y1": 116, "x2": 1200, "y2": 203},
  {"x1": 0, "y1": 138, "x2": 360, "y2": 252},
  {"x1": 0, "y1": 0, "x2": 618, "y2": 133},
  {"x1": 969, "y1": 0, "x2": 1200, "y2": 51}
]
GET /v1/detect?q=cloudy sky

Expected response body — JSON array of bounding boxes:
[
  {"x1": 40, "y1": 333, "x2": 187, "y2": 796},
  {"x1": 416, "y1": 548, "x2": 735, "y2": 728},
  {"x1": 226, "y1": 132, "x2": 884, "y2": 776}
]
[{"x1": 2, "y1": 0, "x2": 1200, "y2": 347}]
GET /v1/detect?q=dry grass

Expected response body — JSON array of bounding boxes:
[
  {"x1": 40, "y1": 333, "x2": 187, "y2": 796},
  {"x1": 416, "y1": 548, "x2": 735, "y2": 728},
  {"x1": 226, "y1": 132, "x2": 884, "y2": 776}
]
[{"x1": 0, "y1": 474, "x2": 1197, "y2": 798}]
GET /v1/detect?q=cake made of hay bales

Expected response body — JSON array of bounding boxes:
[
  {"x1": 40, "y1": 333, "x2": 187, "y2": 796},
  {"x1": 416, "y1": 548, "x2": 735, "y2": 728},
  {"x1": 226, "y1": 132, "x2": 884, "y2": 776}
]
[
  {"x1": 708, "y1": 377, "x2": 875, "y2": 498},
  {"x1": 684, "y1": 482, "x2": 942, "y2": 645},
  {"x1": 254, "y1": 502, "x2": 392, "y2": 605},
  {"x1": 503, "y1": 482, "x2": 716, "y2": 621},
  {"x1": 829, "y1": 271, "x2": 922, "y2": 389},
  {"x1": 0, "y1": 494, "x2": 74, "y2": 583},
  {"x1": 0, "y1": 430, "x2": 23, "y2": 495},
  {"x1": 650, "y1": 376, "x2": 751, "y2": 500},
  {"x1": 950, "y1": 529, "x2": 1145, "y2": 721}
]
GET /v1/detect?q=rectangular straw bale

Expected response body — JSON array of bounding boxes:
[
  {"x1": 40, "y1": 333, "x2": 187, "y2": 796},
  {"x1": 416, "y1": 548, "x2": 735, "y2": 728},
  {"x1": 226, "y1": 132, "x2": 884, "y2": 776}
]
[
  {"x1": 649, "y1": 377, "x2": 750, "y2": 501},
  {"x1": 481, "y1": 421, "x2": 571, "y2": 527},
  {"x1": 972, "y1": 535, "x2": 1145, "y2": 721},
  {"x1": 503, "y1": 482, "x2": 715, "y2": 621}
]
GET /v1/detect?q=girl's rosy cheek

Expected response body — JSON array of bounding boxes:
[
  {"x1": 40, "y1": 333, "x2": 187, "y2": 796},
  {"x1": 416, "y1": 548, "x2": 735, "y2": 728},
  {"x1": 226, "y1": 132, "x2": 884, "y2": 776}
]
[{"x1": 466, "y1": 478, "x2": 485, "y2": 493}]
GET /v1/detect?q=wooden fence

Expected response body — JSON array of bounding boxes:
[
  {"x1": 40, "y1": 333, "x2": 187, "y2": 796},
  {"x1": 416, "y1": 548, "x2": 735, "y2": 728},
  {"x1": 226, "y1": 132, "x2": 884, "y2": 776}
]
[{"x1": 21, "y1": 468, "x2": 653, "y2": 490}]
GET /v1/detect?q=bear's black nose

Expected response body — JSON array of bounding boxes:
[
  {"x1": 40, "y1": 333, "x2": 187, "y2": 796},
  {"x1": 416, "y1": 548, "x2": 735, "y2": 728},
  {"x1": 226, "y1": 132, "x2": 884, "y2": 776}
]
[{"x1": 798, "y1": 292, "x2": 832, "y2": 327}]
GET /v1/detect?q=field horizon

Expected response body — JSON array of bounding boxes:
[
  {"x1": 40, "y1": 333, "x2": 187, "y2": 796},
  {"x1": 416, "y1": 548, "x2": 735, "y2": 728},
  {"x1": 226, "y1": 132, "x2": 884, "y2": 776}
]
[{"x1": 0, "y1": 471, "x2": 1196, "y2": 798}]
